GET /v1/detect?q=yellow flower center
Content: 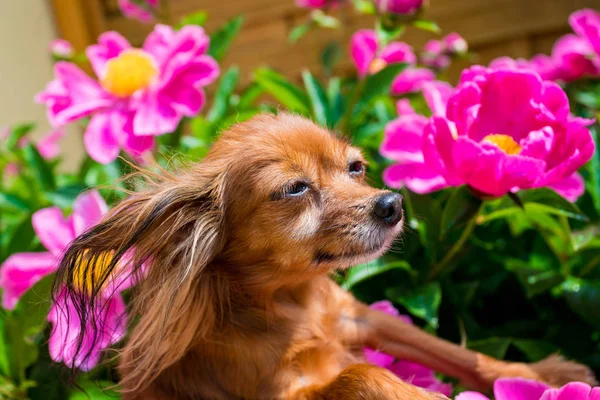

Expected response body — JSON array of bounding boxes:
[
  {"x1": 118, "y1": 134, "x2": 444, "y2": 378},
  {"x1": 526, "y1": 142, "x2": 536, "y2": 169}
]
[
  {"x1": 369, "y1": 58, "x2": 387, "y2": 74},
  {"x1": 100, "y1": 50, "x2": 158, "y2": 97},
  {"x1": 482, "y1": 134, "x2": 522, "y2": 155},
  {"x1": 73, "y1": 251, "x2": 115, "y2": 295}
]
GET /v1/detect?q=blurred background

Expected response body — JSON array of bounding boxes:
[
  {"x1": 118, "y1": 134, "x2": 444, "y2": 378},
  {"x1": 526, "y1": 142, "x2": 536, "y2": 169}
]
[{"x1": 2, "y1": 0, "x2": 598, "y2": 171}]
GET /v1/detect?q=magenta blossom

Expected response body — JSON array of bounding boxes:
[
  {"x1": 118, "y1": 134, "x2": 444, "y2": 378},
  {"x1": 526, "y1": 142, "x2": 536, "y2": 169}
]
[
  {"x1": 384, "y1": 66, "x2": 593, "y2": 200},
  {"x1": 443, "y1": 33, "x2": 468, "y2": 54},
  {"x1": 36, "y1": 25, "x2": 220, "y2": 164},
  {"x1": 374, "y1": 0, "x2": 424, "y2": 15},
  {"x1": 489, "y1": 56, "x2": 560, "y2": 82},
  {"x1": 421, "y1": 40, "x2": 451, "y2": 70},
  {"x1": 392, "y1": 68, "x2": 435, "y2": 95},
  {"x1": 351, "y1": 29, "x2": 416, "y2": 78},
  {"x1": 552, "y1": 34, "x2": 600, "y2": 81},
  {"x1": 295, "y1": 0, "x2": 339, "y2": 8},
  {"x1": 50, "y1": 39, "x2": 74, "y2": 59},
  {"x1": 0, "y1": 191, "x2": 137, "y2": 370},
  {"x1": 456, "y1": 378, "x2": 600, "y2": 400},
  {"x1": 570, "y1": 9, "x2": 600, "y2": 61},
  {"x1": 364, "y1": 301, "x2": 453, "y2": 397},
  {"x1": 118, "y1": 0, "x2": 158, "y2": 23}
]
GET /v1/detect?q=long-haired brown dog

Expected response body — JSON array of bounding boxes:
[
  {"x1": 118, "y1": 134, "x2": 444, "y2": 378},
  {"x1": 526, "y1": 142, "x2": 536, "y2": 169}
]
[{"x1": 54, "y1": 113, "x2": 595, "y2": 399}]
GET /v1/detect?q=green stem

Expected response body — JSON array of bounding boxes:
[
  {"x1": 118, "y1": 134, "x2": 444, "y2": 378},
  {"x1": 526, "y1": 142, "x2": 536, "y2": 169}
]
[
  {"x1": 428, "y1": 204, "x2": 482, "y2": 280},
  {"x1": 338, "y1": 78, "x2": 365, "y2": 136}
]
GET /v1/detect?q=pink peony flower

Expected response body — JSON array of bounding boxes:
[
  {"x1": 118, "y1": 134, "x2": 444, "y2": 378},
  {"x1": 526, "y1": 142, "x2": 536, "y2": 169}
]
[
  {"x1": 552, "y1": 34, "x2": 599, "y2": 81},
  {"x1": 36, "y1": 129, "x2": 65, "y2": 159},
  {"x1": 382, "y1": 81, "x2": 452, "y2": 193},
  {"x1": 351, "y1": 29, "x2": 417, "y2": 78},
  {"x1": 384, "y1": 67, "x2": 594, "y2": 200},
  {"x1": 443, "y1": 33, "x2": 468, "y2": 54},
  {"x1": 456, "y1": 378, "x2": 600, "y2": 400},
  {"x1": 374, "y1": 0, "x2": 424, "y2": 15},
  {"x1": 364, "y1": 301, "x2": 453, "y2": 397},
  {"x1": 295, "y1": 0, "x2": 339, "y2": 8},
  {"x1": 36, "y1": 25, "x2": 220, "y2": 164},
  {"x1": 391, "y1": 67, "x2": 436, "y2": 95},
  {"x1": 569, "y1": 9, "x2": 600, "y2": 66},
  {"x1": 118, "y1": 0, "x2": 159, "y2": 23},
  {"x1": 50, "y1": 39, "x2": 74, "y2": 59},
  {"x1": 0, "y1": 191, "x2": 138, "y2": 370},
  {"x1": 421, "y1": 40, "x2": 451, "y2": 70},
  {"x1": 489, "y1": 56, "x2": 560, "y2": 81}
]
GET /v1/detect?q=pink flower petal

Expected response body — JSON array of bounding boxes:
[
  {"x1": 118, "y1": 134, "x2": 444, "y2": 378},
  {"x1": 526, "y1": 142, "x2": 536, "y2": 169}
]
[
  {"x1": 351, "y1": 30, "x2": 378, "y2": 78},
  {"x1": 381, "y1": 42, "x2": 417, "y2": 65},
  {"x1": 132, "y1": 92, "x2": 181, "y2": 136},
  {"x1": 0, "y1": 252, "x2": 58, "y2": 310},
  {"x1": 72, "y1": 190, "x2": 108, "y2": 237},
  {"x1": 84, "y1": 111, "x2": 125, "y2": 165},
  {"x1": 380, "y1": 115, "x2": 428, "y2": 163},
  {"x1": 48, "y1": 289, "x2": 127, "y2": 371},
  {"x1": 149, "y1": 25, "x2": 211, "y2": 73},
  {"x1": 37, "y1": 129, "x2": 66, "y2": 159},
  {"x1": 570, "y1": 9, "x2": 600, "y2": 61},
  {"x1": 493, "y1": 378, "x2": 550, "y2": 400},
  {"x1": 422, "y1": 81, "x2": 453, "y2": 117},
  {"x1": 548, "y1": 172, "x2": 585, "y2": 203},
  {"x1": 396, "y1": 99, "x2": 416, "y2": 116},
  {"x1": 383, "y1": 162, "x2": 448, "y2": 194},
  {"x1": 456, "y1": 393, "x2": 490, "y2": 400},
  {"x1": 86, "y1": 31, "x2": 131, "y2": 79},
  {"x1": 540, "y1": 382, "x2": 592, "y2": 400},
  {"x1": 32, "y1": 207, "x2": 75, "y2": 256},
  {"x1": 391, "y1": 67, "x2": 435, "y2": 95}
]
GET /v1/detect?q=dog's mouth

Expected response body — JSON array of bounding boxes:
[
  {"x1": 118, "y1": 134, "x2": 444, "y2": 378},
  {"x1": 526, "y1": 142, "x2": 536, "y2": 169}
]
[{"x1": 313, "y1": 243, "x2": 387, "y2": 265}]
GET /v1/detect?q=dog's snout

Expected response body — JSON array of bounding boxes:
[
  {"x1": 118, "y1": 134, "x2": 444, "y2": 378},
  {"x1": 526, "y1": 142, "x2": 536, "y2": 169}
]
[{"x1": 373, "y1": 192, "x2": 403, "y2": 226}]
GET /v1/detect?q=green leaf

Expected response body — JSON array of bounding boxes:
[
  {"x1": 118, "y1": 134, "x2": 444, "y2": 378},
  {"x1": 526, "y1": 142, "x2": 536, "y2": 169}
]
[
  {"x1": 351, "y1": 0, "x2": 377, "y2": 14},
  {"x1": 404, "y1": 190, "x2": 442, "y2": 265},
  {"x1": 70, "y1": 380, "x2": 121, "y2": 400},
  {"x1": 207, "y1": 66, "x2": 240, "y2": 123},
  {"x1": 254, "y1": 68, "x2": 310, "y2": 114},
  {"x1": 518, "y1": 188, "x2": 588, "y2": 221},
  {"x1": 412, "y1": 19, "x2": 441, "y2": 33},
  {"x1": 45, "y1": 184, "x2": 88, "y2": 208},
  {"x1": 386, "y1": 282, "x2": 441, "y2": 328},
  {"x1": 219, "y1": 109, "x2": 263, "y2": 132},
  {"x1": 178, "y1": 10, "x2": 208, "y2": 28},
  {"x1": 505, "y1": 259, "x2": 564, "y2": 298},
  {"x1": 209, "y1": 16, "x2": 244, "y2": 62},
  {"x1": 0, "y1": 317, "x2": 11, "y2": 377},
  {"x1": 302, "y1": 70, "x2": 330, "y2": 127},
  {"x1": 512, "y1": 339, "x2": 558, "y2": 362},
  {"x1": 327, "y1": 77, "x2": 344, "y2": 127},
  {"x1": 352, "y1": 63, "x2": 406, "y2": 119},
  {"x1": 238, "y1": 82, "x2": 264, "y2": 110},
  {"x1": 311, "y1": 10, "x2": 340, "y2": 29},
  {"x1": 562, "y1": 278, "x2": 600, "y2": 329},
  {"x1": 0, "y1": 193, "x2": 30, "y2": 212},
  {"x1": 15, "y1": 275, "x2": 54, "y2": 337},
  {"x1": 342, "y1": 259, "x2": 413, "y2": 289},
  {"x1": 440, "y1": 186, "x2": 482, "y2": 239},
  {"x1": 469, "y1": 337, "x2": 511, "y2": 359},
  {"x1": 5, "y1": 123, "x2": 35, "y2": 151},
  {"x1": 320, "y1": 42, "x2": 342, "y2": 76},
  {"x1": 289, "y1": 23, "x2": 312, "y2": 43},
  {"x1": 22, "y1": 144, "x2": 56, "y2": 191},
  {"x1": 6, "y1": 214, "x2": 35, "y2": 255}
]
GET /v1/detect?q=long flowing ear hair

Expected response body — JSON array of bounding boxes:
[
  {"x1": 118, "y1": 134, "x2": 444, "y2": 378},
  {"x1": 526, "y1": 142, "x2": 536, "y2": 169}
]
[{"x1": 51, "y1": 160, "x2": 228, "y2": 393}]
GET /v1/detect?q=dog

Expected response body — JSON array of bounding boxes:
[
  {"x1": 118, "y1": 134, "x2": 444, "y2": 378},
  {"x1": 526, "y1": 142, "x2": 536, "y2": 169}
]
[{"x1": 54, "y1": 113, "x2": 596, "y2": 399}]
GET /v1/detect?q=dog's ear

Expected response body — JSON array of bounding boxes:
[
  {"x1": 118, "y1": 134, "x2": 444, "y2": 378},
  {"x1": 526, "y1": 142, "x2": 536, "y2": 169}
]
[{"x1": 53, "y1": 163, "x2": 227, "y2": 390}]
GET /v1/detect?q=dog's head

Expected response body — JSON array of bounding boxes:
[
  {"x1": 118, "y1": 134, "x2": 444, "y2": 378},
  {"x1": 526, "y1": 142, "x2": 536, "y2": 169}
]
[
  {"x1": 213, "y1": 113, "x2": 403, "y2": 277},
  {"x1": 53, "y1": 113, "x2": 403, "y2": 390}
]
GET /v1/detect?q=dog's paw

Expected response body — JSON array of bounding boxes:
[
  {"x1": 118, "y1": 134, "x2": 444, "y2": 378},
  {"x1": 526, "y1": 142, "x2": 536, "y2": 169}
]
[
  {"x1": 530, "y1": 354, "x2": 598, "y2": 387},
  {"x1": 476, "y1": 353, "x2": 597, "y2": 389}
]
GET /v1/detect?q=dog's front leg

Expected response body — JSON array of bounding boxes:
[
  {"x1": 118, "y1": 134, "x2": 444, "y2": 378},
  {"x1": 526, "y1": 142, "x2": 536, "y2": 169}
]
[{"x1": 359, "y1": 304, "x2": 598, "y2": 390}]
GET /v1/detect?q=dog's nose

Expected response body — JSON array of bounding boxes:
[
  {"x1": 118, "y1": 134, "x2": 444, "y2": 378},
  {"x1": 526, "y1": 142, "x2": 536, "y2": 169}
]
[{"x1": 373, "y1": 192, "x2": 403, "y2": 226}]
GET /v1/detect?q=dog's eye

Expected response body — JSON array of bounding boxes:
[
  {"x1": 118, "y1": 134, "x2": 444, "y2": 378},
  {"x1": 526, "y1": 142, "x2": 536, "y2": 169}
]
[
  {"x1": 349, "y1": 161, "x2": 365, "y2": 176},
  {"x1": 286, "y1": 182, "x2": 309, "y2": 197}
]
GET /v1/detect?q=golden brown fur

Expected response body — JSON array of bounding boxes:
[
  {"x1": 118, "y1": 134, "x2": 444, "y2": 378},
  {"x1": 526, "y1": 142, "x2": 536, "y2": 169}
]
[{"x1": 54, "y1": 113, "x2": 596, "y2": 399}]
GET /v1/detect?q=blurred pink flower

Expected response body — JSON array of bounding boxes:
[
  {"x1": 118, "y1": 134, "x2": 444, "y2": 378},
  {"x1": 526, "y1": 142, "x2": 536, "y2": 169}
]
[
  {"x1": 36, "y1": 25, "x2": 219, "y2": 164},
  {"x1": 443, "y1": 33, "x2": 468, "y2": 54},
  {"x1": 419, "y1": 67, "x2": 594, "y2": 199},
  {"x1": 421, "y1": 40, "x2": 451, "y2": 70},
  {"x1": 118, "y1": 0, "x2": 158, "y2": 23},
  {"x1": 382, "y1": 81, "x2": 452, "y2": 193},
  {"x1": 364, "y1": 301, "x2": 453, "y2": 397},
  {"x1": 570, "y1": 9, "x2": 600, "y2": 65},
  {"x1": 489, "y1": 56, "x2": 560, "y2": 81},
  {"x1": 0, "y1": 191, "x2": 108, "y2": 310},
  {"x1": 296, "y1": 0, "x2": 339, "y2": 8},
  {"x1": 37, "y1": 129, "x2": 65, "y2": 159},
  {"x1": 351, "y1": 29, "x2": 416, "y2": 78},
  {"x1": 50, "y1": 39, "x2": 74, "y2": 59},
  {"x1": 374, "y1": 0, "x2": 424, "y2": 15},
  {"x1": 552, "y1": 34, "x2": 599, "y2": 81},
  {"x1": 392, "y1": 67, "x2": 435, "y2": 95},
  {"x1": 456, "y1": 378, "x2": 600, "y2": 400}
]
